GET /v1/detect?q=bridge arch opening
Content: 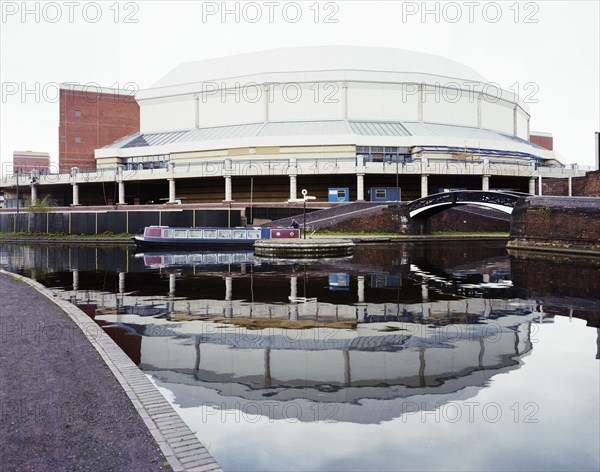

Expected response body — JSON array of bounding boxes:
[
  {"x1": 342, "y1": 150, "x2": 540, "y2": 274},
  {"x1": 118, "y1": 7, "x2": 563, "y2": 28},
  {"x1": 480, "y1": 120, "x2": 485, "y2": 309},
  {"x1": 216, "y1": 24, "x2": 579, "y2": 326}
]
[{"x1": 407, "y1": 191, "x2": 523, "y2": 219}]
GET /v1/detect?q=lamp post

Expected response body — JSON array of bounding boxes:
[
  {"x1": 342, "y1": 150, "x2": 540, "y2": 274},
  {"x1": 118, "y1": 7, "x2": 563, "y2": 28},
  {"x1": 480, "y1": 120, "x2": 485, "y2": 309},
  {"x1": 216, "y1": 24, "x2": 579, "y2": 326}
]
[
  {"x1": 289, "y1": 189, "x2": 315, "y2": 239},
  {"x1": 300, "y1": 189, "x2": 316, "y2": 239},
  {"x1": 303, "y1": 197, "x2": 307, "y2": 239},
  {"x1": 15, "y1": 169, "x2": 19, "y2": 216}
]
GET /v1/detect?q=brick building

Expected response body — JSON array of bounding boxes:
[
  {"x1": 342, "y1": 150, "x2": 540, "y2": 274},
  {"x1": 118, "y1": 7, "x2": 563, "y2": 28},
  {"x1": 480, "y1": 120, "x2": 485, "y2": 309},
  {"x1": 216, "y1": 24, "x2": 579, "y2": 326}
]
[
  {"x1": 59, "y1": 84, "x2": 140, "y2": 172},
  {"x1": 529, "y1": 131, "x2": 553, "y2": 150},
  {"x1": 12, "y1": 151, "x2": 50, "y2": 173}
]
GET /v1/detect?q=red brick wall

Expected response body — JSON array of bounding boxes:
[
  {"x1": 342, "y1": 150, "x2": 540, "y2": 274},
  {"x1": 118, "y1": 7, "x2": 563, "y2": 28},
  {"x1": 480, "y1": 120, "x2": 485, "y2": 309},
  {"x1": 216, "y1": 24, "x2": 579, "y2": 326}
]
[
  {"x1": 542, "y1": 171, "x2": 600, "y2": 197},
  {"x1": 13, "y1": 156, "x2": 50, "y2": 173},
  {"x1": 529, "y1": 134, "x2": 553, "y2": 150},
  {"x1": 59, "y1": 89, "x2": 139, "y2": 172}
]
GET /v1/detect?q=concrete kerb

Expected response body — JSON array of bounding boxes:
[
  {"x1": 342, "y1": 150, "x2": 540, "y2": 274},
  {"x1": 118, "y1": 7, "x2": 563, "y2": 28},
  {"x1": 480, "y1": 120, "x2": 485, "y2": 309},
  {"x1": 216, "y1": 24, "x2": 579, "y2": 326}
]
[{"x1": 0, "y1": 269, "x2": 223, "y2": 472}]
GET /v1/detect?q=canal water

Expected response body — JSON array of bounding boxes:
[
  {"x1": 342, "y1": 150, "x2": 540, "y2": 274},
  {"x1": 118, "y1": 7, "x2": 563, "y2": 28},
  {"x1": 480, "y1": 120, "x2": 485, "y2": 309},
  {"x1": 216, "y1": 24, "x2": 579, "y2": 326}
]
[{"x1": 1, "y1": 241, "x2": 598, "y2": 471}]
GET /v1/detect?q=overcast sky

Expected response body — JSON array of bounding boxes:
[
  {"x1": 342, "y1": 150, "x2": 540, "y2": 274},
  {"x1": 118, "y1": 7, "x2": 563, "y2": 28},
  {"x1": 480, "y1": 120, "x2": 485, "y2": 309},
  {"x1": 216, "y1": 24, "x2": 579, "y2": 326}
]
[{"x1": 1, "y1": 0, "x2": 598, "y2": 174}]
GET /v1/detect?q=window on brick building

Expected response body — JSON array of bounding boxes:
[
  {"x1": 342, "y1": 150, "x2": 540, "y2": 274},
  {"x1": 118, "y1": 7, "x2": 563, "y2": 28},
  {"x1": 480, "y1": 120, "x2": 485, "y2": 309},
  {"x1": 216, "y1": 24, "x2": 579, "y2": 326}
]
[
  {"x1": 74, "y1": 136, "x2": 82, "y2": 143},
  {"x1": 74, "y1": 109, "x2": 81, "y2": 117}
]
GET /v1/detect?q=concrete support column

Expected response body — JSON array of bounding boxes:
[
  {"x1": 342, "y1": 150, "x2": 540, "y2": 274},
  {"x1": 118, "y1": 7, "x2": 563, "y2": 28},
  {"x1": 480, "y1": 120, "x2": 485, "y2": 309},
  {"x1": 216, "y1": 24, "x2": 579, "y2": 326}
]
[
  {"x1": 119, "y1": 272, "x2": 126, "y2": 294},
  {"x1": 421, "y1": 282, "x2": 429, "y2": 302},
  {"x1": 343, "y1": 350, "x2": 351, "y2": 386},
  {"x1": 538, "y1": 175, "x2": 543, "y2": 196},
  {"x1": 118, "y1": 181, "x2": 126, "y2": 205},
  {"x1": 224, "y1": 158, "x2": 233, "y2": 202},
  {"x1": 289, "y1": 174, "x2": 297, "y2": 201},
  {"x1": 482, "y1": 175, "x2": 490, "y2": 191},
  {"x1": 116, "y1": 271, "x2": 126, "y2": 308},
  {"x1": 224, "y1": 175, "x2": 233, "y2": 202},
  {"x1": 225, "y1": 276, "x2": 232, "y2": 301},
  {"x1": 356, "y1": 173, "x2": 365, "y2": 201},
  {"x1": 30, "y1": 184, "x2": 38, "y2": 206},
  {"x1": 167, "y1": 178, "x2": 176, "y2": 203},
  {"x1": 568, "y1": 176, "x2": 573, "y2": 196},
  {"x1": 72, "y1": 269, "x2": 79, "y2": 291},
  {"x1": 290, "y1": 276, "x2": 298, "y2": 301},
  {"x1": 422, "y1": 281, "x2": 430, "y2": 318},
  {"x1": 529, "y1": 177, "x2": 536, "y2": 195},
  {"x1": 357, "y1": 276, "x2": 365, "y2": 304},
  {"x1": 167, "y1": 273, "x2": 176, "y2": 315},
  {"x1": 169, "y1": 273, "x2": 176, "y2": 297},
  {"x1": 289, "y1": 275, "x2": 299, "y2": 320},
  {"x1": 288, "y1": 158, "x2": 298, "y2": 202},
  {"x1": 421, "y1": 174, "x2": 429, "y2": 198},
  {"x1": 225, "y1": 276, "x2": 233, "y2": 318},
  {"x1": 71, "y1": 183, "x2": 79, "y2": 206}
]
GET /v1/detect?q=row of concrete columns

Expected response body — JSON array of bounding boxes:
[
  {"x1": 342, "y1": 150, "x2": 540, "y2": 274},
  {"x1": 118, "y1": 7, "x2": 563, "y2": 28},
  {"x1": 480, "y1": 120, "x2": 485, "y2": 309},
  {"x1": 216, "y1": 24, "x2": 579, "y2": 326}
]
[
  {"x1": 62, "y1": 171, "x2": 555, "y2": 207},
  {"x1": 161, "y1": 173, "x2": 503, "y2": 204}
]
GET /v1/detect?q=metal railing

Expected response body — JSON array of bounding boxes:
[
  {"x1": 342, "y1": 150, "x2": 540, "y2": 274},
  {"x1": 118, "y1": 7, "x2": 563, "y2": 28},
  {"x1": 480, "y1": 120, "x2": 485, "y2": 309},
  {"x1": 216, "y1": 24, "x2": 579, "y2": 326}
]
[{"x1": 1, "y1": 156, "x2": 589, "y2": 186}]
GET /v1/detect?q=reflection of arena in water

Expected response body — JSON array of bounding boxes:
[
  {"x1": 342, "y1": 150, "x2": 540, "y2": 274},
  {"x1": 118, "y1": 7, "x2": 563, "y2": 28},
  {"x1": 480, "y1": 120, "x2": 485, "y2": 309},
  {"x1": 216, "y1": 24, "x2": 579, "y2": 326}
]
[{"x1": 125, "y1": 315, "x2": 534, "y2": 423}]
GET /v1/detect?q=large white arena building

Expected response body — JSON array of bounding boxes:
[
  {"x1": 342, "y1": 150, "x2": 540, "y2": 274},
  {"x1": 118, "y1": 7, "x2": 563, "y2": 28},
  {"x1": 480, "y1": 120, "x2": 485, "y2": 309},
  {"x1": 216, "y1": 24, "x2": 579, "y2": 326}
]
[{"x1": 3, "y1": 46, "x2": 583, "y2": 207}]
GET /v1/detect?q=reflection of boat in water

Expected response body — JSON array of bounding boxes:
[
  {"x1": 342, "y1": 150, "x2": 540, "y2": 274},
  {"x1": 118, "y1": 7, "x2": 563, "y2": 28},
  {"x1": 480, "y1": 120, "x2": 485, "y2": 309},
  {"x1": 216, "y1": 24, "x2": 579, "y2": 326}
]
[
  {"x1": 136, "y1": 250, "x2": 255, "y2": 269},
  {"x1": 132, "y1": 226, "x2": 299, "y2": 250}
]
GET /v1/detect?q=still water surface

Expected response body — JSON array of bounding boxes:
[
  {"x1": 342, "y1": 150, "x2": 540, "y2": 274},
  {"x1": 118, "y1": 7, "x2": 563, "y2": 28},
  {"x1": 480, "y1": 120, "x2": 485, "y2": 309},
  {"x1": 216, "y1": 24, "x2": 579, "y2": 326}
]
[{"x1": 1, "y1": 241, "x2": 598, "y2": 471}]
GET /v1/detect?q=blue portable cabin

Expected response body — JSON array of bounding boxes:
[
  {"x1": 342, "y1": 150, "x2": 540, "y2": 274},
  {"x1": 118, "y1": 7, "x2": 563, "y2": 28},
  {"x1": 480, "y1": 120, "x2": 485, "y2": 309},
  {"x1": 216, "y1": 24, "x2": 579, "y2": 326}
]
[
  {"x1": 368, "y1": 187, "x2": 401, "y2": 202},
  {"x1": 328, "y1": 188, "x2": 350, "y2": 203},
  {"x1": 328, "y1": 274, "x2": 350, "y2": 291}
]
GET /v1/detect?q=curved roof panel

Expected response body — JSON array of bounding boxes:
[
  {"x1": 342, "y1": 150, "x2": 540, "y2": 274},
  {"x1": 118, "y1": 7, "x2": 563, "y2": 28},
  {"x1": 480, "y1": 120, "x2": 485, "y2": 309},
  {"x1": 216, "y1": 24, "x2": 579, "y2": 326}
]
[
  {"x1": 151, "y1": 46, "x2": 489, "y2": 89},
  {"x1": 104, "y1": 120, "x2": 545, "y2": 156}
]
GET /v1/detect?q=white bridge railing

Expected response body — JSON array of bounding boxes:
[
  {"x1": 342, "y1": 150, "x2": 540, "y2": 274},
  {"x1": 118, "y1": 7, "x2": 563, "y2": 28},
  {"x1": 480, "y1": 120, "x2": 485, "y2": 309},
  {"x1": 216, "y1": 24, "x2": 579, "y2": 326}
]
[{"x1": 1, "y1": 156, "x2": 587, "y2": 187}]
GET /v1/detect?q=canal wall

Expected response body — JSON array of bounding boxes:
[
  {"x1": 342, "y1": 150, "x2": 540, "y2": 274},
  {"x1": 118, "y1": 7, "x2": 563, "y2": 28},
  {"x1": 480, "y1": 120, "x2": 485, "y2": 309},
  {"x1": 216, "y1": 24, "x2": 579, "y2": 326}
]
[
  {"x1": 508, "y1": 196, "x2": 600, "y2": 254},
  {"x1": 0, "y1": 208, "x2": 239, "y2": 235}
]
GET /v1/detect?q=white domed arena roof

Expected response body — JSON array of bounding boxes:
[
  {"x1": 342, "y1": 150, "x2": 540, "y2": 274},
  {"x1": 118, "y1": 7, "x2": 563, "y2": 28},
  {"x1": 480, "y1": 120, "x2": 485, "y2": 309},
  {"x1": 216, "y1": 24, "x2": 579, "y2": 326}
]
[{"x1": 143, "y1": 46, "x2": 489, "y2": 97}]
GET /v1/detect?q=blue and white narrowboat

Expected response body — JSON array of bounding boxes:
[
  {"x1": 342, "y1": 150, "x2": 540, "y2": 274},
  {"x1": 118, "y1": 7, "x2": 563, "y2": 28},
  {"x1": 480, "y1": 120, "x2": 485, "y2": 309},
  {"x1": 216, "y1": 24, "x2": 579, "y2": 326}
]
[{"x1": 133, "y1": 226, "x2": 300, "y2": 250}]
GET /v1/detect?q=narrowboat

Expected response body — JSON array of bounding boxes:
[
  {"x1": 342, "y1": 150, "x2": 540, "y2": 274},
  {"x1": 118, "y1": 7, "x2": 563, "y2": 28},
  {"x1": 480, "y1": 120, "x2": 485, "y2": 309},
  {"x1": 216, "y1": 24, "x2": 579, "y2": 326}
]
[{"x1": 132, "y1": 226, "x2": 300, "y2": 250}]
